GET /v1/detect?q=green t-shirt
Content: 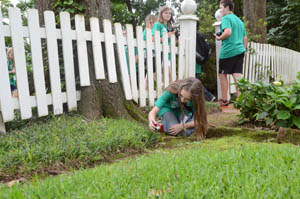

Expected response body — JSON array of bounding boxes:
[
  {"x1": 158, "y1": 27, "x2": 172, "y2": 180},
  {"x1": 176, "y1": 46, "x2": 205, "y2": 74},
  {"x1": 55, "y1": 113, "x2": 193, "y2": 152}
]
[
  {"x1": 152, "y1": 22, "x2": 168, "y2": 38},
  {"x1": 154, "y1": 90, "x2": 194, "y2": 118},
  {"x1": 196, "y1": 63, "x2": 202, "y2": 74},
  {"x1": 152, "y1": 22, "x2": 171, "y2": 60},
  {"x1": 7, "y1": 59, "x2": 16, "y2": 87},
  {"x1": 220, "y1": 13, "x2": 246, "y2": 59},
  {"x1": 125, "y1": 46, "x2": 138, "y2": 72}
]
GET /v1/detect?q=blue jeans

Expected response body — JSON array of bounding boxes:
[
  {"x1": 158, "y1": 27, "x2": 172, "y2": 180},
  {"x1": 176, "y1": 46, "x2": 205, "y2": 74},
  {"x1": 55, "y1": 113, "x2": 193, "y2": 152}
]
[
  {"x1": 161, "y1": 112, "x2": 194, "y2": 137},
  {"x1": 203, "y1": 85, "x2": 215, "y2": 102}
]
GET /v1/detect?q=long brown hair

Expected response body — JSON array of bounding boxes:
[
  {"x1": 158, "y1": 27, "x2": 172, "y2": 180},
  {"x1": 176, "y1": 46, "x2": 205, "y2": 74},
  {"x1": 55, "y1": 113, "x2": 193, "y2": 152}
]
[
  {"x1": 166, "y1": 77, "x2": 208, "y2": 140},
  {"x1": 157, "y1": 6, "x2": 174, "y2": 26}
]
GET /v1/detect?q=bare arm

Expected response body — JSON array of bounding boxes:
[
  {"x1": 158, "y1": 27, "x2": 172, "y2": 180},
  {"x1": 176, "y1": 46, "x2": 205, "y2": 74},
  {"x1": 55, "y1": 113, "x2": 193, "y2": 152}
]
[
  {"x1": 148, "y1": 106, "x2": 160, "y2": 131},
  {"x1": 243, "y1": 35, "x2": 248, "y2": 49},
  {"x1": 214, "y1": 28, "x2": 232, "y2": 41}
]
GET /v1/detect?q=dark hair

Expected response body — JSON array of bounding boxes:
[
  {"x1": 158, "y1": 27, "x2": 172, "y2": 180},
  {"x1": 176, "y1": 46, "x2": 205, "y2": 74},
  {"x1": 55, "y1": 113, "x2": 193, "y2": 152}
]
[
  {"x1": 166, "y1": 77, "x2": 208, "y2": 140},
  {"x1": 220, "y1": 0, "x2": 234, "y2": 11}
]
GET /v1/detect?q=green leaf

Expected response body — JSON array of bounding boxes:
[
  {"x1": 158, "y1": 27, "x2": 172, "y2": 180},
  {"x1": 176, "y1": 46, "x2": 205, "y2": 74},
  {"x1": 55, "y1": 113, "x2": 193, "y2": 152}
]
[
  {"x1": 276, "y1": 120, "x2": 289, "y2": 128},
  {"x1": 257, "y1": 112, "x2": 268, "y2": 120},
  {"x1": 277, "y1": 111, "x2": 291, "y2": 120},
  {"x1": 266, "y1": 118, "x2": 274, "y2": 126},
  {"x1": 293, "y1": 105, "x2": 300, "y2": 110},
  {"x1": 292, "y1": 116, "x2": 300, "y2": 129}
]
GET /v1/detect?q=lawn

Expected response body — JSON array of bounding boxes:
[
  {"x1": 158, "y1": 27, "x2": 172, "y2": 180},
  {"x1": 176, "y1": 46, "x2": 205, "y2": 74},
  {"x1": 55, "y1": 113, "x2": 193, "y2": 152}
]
[{"x1": 2, "y1": 135, "x2": 300, "y2": 199}]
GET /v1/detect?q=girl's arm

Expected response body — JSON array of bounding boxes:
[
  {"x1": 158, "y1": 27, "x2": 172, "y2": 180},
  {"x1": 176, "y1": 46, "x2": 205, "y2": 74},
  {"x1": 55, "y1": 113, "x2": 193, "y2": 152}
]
[
  {"x1": 8, "y1": 67, "x2": 15, "y2": 74},
  {"x1": 148, "y1": 106, "x2": 160, "y2": 131}
]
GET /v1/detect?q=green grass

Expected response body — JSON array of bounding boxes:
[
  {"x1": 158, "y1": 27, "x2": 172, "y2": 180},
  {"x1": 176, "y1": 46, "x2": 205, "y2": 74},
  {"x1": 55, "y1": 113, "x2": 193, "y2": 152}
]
[
  {"x1": 2, "y1": 136, "x2": 300, "y2": 198},
  {"x1": 0, "y1": 113, "x2": 159, "y2": 181}
]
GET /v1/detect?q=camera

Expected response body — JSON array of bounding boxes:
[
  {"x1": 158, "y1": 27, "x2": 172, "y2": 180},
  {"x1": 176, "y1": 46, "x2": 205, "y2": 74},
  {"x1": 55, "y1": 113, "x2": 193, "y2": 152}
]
[
  {"x1": 154, "y1": 123, "x2": 164, "y2": 132},
  {"x1": 167, "y1": 26, "x2": 180, "y2": 39},
  {"x1": 216, "y1": 31, "x2": 222, "y2": 37}
]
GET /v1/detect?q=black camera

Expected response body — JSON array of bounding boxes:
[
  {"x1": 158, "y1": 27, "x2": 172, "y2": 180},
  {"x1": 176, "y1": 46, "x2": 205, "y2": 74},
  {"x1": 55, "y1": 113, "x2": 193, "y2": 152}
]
[
  {"x1": 216, "y1": 31, "x2": 222, "y2": 37},
  {"x1": 167, "y1": 26, "x2": 180, "y2": 39}
]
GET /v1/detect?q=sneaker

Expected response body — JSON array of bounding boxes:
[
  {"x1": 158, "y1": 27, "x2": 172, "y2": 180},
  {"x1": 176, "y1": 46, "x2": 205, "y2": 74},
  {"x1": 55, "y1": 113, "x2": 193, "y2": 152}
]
[
  {"x1": 210, "y1": 96, "x2": 216, "y2": 102},
  {"x1": 219, "y1": 99, "x2": 229, "y2": 107}
]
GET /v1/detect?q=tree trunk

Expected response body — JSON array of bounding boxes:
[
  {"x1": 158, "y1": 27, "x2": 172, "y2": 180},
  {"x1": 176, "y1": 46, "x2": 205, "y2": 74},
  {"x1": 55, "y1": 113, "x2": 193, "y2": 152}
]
[
  {"x1": 243, "y1": 0, "x2": 267, "y2": 43},
  {"x1": 34, "y1": 0, "x2": 56, "y2": 26},
  {"x1": 35, "y1": 0, "x2": 147, "y2": 122},
  {"x1": 77, "y1": 0, "x2": 147, "y2": 121}
]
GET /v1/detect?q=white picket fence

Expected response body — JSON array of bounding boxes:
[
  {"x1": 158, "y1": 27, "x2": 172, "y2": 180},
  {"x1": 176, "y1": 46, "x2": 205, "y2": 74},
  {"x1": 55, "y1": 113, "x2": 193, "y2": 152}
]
[
  {"x1": 1, "y1": 8, "x2": 193, "y2": 132},
  {"x1": 244, "y1": 42, "x2": 300, "y2": 84},
  {"x1": 227, "y1": 42, "x2": 300, "y2": 94}
]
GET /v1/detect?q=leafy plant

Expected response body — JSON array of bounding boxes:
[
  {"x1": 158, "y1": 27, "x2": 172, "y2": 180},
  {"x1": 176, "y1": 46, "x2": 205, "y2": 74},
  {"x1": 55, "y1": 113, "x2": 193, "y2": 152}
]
[{"x1": 234, "y1": 72, "x2": 300, "y2": 129}]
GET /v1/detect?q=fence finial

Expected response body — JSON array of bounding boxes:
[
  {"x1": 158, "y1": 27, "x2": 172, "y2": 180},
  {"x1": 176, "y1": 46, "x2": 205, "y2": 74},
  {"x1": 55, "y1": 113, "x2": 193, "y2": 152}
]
[
  {"x1": 181, "y1": 0, "x2": 197, "y2": 15},
  {"x1": 215, "y1": 9, "x2": 222, "y2": 22}
]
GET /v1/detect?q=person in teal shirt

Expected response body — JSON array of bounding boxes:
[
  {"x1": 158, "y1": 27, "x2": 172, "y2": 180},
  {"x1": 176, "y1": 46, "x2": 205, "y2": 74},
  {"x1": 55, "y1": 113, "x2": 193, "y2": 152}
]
[
  {"x1": 151, "y1": 6, "x2": 176, "y2": 86},
  {"x1": 214, "y1": 0, "x2": 247, "y2": 107},
  {"x1": 7, "y1": 48, "x2": 18, "y2": 98},
  {"x1": 148, "y1": 77, "x2": 208, "y2": 140}
]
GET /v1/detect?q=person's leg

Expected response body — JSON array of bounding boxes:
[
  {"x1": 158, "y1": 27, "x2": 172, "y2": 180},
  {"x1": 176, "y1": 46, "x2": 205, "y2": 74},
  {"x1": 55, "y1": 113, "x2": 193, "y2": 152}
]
[
  {"x1": 161, "y1": 112, "x2": 180, "y2": 134},
  {"x1": 232, "y1": 53, "x2": 245, "y2": 98},
  {"x1": 202, "y1": 85, "x2": 215, "y2": 102},
  {"x1": 219, "y1": 73, "x2": 228, "y2": 101},
  {"x1": 179, "y1": 114, "x2": 194, "y2": 137},
  {"x1": 232, "y1": 73, "x2": 243, "y2": 98}
]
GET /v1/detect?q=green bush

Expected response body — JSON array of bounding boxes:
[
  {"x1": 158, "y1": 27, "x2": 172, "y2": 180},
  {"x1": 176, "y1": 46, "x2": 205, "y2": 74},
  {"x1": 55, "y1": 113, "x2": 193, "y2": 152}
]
[{"x1": 234, "y1": 73, "x2": 300, "y2": 129}]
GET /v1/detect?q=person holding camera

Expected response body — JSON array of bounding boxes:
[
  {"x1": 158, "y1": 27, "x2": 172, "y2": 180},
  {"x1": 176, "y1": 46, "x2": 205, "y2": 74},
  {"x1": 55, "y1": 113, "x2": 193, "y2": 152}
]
[
  {"x1": 148, "y1": 77, "x2": 208, "y2": 140},
  {"x1": 214, "y1": 0, "x2": 247, "y2": 107}
]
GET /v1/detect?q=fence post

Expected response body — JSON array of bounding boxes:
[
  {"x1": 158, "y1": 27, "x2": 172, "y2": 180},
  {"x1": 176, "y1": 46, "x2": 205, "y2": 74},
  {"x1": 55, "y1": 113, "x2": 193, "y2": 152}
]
[
  {"x1": 0, "y1": 113, "x2": 6, "y2": 133},
  {"x1": 213, "y1": 9, "x2": 222, "y2": 100},
  {"x1": 178, "y1": 0, "x2": 198, "y2": 78},
  {"x1": 213, "y1": 9, "x2": 231, "y2": 101}
]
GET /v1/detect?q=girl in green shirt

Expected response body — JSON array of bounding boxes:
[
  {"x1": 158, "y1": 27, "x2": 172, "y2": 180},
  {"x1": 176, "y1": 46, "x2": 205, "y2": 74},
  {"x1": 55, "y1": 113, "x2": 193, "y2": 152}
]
[
  {"x1": 7, "y1": 48, "x2": 18, "y2": 98},
  {"x1": 148, "y1": 77, "x2": 208, "y2": 140}
]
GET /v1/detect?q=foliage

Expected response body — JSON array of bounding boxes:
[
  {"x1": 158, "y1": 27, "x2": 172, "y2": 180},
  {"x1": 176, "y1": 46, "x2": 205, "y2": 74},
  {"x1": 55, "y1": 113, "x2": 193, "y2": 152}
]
[
  {"x1": 111, "y1": 0, "x2": 165, "y2": 27},
  {"x1": 52, "y1": 0, "x2": 85, "y2": 23},
  {"x1": 234, "y1": 73, "x2": 300, "y2": 129},
  {"x1": 2, "y1": 136, "x2": 300, "y2": 198},
  {"x1": 0, "y1": 114, "x2": 159, "y2": 180},
  {"x1": 267, "y1": 0, "x2": 300, "y2": 52}
]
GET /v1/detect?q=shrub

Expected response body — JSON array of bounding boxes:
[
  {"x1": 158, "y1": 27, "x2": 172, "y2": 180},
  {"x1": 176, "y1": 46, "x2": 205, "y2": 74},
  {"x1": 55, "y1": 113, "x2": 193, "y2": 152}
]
[{"x1": 234, "y1": 72, "x2": 300, "y2": 129}]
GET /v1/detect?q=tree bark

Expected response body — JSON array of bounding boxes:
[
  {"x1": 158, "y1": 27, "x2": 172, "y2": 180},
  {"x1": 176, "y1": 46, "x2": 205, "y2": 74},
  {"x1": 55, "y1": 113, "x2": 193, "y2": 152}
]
[
  {"x1": 34, "y1": 0, "x2": 56, "y2": 26},
  {"x1": 243, "y1": 0, "x2": 267, "y2": 43},
  {"x1": 77, "y1": 0, "x2": 147, "y2": 121}
]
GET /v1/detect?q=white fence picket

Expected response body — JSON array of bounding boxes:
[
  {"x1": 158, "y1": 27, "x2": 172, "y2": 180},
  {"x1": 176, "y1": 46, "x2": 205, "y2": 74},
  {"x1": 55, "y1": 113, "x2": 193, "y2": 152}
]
[
  {"x1": 178, "y1": 36, "x2": 185, "y2": 80},
  {"x1": 60, "y1": 12, "x2": 77, "y2": 111},
  {"x1": 27, "y1": 9, "x2": 48, "y2": 117},
  {"x1": 75, "y1": 15, "x2": 90, "y2": 86},
  {"x1": 136, "y1": 26, "x2": 146, "y2": 107},
  {"x1": 90, "y1": 17, "x2": 105, "y2": 80},
  {"x1": 0, "y1": 9, "x2": 14, "y2": 122},
  {"x1": 9, "y1": 7, "x2": 32, "y2": 119},
  {"x1": 126, "y1": 24, "x2": 138, "y2": 103},
  {"x1": 170, "y1": 35, "x2": 176, "y2": 82},
  {"x1": 146, "y1": 28, "x2": 154, "y2": 106},
  {"x1": 44, "y1": 11, "x2": 63, "y2": 115},
  {"x1": 162, "y1": 32, "x2": 169, "y2": 88},
  {"x1": 114, "y1": 23, "x2": 132, "y2": 100},
  {"x1": 154, "y1": 31, "x2": 163, "y2": 98},
  {"x1": 103, "y1": 19, "x2": 117, "y2": 83}
]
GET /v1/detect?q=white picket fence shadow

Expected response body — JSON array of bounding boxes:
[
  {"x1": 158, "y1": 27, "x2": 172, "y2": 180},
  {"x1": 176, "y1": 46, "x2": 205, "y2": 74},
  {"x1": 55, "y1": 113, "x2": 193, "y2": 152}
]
[
  {"x1": 228, "y1": 42, "x2": 300, "y2": 93},
  {"x1": 0, "y1": 8, "x2": 184, "y2": 131}
]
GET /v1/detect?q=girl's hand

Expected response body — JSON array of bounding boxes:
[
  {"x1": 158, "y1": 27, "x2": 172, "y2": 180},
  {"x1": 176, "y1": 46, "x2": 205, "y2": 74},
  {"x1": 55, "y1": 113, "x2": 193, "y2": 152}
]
[
  {"x1": 169, "y1": 124, "x2": 184, "y2": 135},
  {"x1": 148, "y1": 118, "x2": 157, "y2": 131},
  {"x1": 168, "y1": 31, "x2": 175, "y2": 37}
]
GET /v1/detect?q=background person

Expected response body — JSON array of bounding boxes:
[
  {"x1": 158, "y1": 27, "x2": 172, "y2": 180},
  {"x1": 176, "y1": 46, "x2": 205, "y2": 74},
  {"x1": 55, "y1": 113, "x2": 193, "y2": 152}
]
[
  {"x1": 214, "y1": 0, "x2": 247, "y2": 107},
  {"x1": 7, "y1": 47, "x2": 18, "y2": 98}
]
